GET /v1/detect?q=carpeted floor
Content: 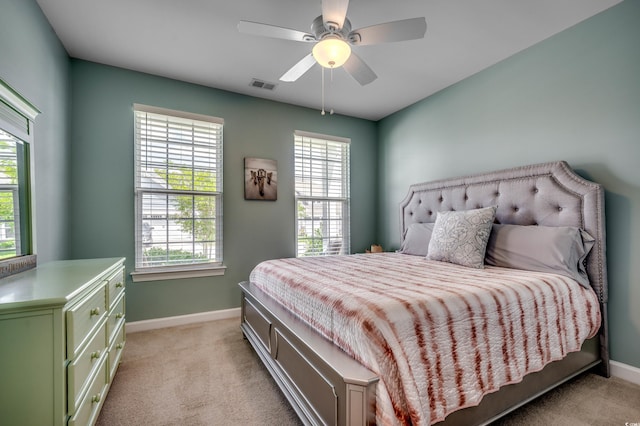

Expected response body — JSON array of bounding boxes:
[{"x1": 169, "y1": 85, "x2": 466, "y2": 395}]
[{"x1": 97, "y1": 318, "x2": 640, "y2": 426}]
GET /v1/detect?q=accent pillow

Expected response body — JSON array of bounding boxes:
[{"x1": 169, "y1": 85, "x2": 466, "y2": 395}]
[
  {"x1": 399, "y1": 223, "x2": 435, "y2": 256},
  {"x1": 426, "y1": 206, "x2": 497, "y2": 268},
  {"x1": 485, "y1": 224, "x2": 595, "y2": 288}
]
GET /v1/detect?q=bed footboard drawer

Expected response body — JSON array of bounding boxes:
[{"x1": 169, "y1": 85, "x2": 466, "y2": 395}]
[
  {"x1": 274, "y1": 328, "x2": 337, "y2": 425},
  {"x1": 243, "y1": 298, "x2": 272, "y2": 352}
]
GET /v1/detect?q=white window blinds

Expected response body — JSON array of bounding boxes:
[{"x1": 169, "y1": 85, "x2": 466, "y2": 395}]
[
  {"x1": 294, "y1": 130, "x2": 350, "y2": 257},
  {"x1": 134, "y1": 104, "x2": 223, "y2": 271}
]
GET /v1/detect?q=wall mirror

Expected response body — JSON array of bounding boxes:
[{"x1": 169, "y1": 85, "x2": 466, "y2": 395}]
[{"x1": 0, "y1": 78, "x2": 39, "y2": 278}]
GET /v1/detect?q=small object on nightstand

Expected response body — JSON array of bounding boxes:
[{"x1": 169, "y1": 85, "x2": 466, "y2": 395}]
[{"x1": 366, "y1": 244, "x2": 383, "y2": 253}]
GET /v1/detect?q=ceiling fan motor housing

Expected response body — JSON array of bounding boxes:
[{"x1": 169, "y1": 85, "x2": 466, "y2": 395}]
[{"x1": 311, "y1": 15, "x2": 352, "y2": 41}]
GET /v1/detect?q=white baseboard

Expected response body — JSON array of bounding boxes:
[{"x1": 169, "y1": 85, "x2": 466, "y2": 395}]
[
  {"x1": 610, "y1": 360, "x2": 640, "y2": 386},
  {"x1": 126, "y1": 307, "x2": 241, "y2": 333}
]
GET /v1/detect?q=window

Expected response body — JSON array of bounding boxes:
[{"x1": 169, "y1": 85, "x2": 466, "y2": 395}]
[
  {"x1": 0, "y1": 79, "x2": 37, "y2": 268},
  {"x1": 133, "y1": 104, "x2": 223, "y2": 281},
  {"x1": 295, "y1": 130, "x2": 350, "y2": 257},
  {"x1": 0, "y1": 131, "x2": 23, "y2": 258}
]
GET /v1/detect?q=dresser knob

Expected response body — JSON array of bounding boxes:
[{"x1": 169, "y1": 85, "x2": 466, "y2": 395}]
[
  {"x1": 116, "y1": 313, "x2": 124, "y2": 319},
  {"x1": 115, "y1": 282, "x2": 123, "y2": 288},
  {"x1": 116, "y1": 343, "x2": 124, "y2": 350},
  {"x1": 91, "y1": 350, "x2": 101, "y2": 360},
  {"x1": 90, "y1": 307, "x2": 100, "y2": 316},
  {"x1": 91, "y1": 393, "x2": 101, "y2": 404}
]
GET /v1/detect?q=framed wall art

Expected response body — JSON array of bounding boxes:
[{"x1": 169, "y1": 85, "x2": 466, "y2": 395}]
[{"x1": 244, "y1": 157, "x2": 277, "y2": 201}]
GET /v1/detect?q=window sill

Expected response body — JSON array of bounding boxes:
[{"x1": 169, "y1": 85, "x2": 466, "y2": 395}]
[{"x1": 131, "y1": 264, "x2": 226, "y2": 282}]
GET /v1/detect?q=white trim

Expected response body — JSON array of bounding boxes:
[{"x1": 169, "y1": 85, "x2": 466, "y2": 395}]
[
  {"x1": 0, "y1": 79, "x2": 40, "y2": 121},
  {"x1": 294, "y1": 129, "x2": 351, "y2": 144},
  {"x1": 130, "y1": 265, "x2": 226, "y2": 282},
  {"x1": 133, "y1": 103, "x2": 223, "y2": 125},
  {"x1": 126, "y1": 307, "x2": 240, "y2": 333},
  {"x1": 610, "y1": 360, "x2": 640, "y2": 386}
]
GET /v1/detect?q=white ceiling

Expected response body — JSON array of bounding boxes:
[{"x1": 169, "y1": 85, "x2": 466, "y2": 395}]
[{"x1": 36, "y1": 0, "x2": 620, "y2": 121}]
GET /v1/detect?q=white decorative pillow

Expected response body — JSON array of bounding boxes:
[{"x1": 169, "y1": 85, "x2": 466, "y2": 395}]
[{"x1": 427, "y1": 206, "x2": 497, "y2": 268}]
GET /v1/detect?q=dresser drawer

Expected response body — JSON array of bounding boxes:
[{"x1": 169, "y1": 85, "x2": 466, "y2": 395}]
[
  {"x1": 107, "y1": 292, "x2": 125, "y2": 344},
  {"x1": 108, "y1": 321, "x2": 126, "y2": 382},
  {"x1": 68, "y1": 358, "x2": 108, "y2": 426},
  {"x1": 106, "y1": 267, "x2": 125, "y2": 309},
  {"x1": 67, "y1": 284, "x2": 107, "y2": 358},
  {"x1": 68, "y1": 321, "x2": 107, "y2": 413}
]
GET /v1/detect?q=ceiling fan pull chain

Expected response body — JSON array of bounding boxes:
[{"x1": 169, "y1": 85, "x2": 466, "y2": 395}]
[
  {"x1": 329, "y1": 67, "x2": 334, "y2": 115},
  {"x1": 321, "y1": 67, "x2": 326, "y2": 115}
]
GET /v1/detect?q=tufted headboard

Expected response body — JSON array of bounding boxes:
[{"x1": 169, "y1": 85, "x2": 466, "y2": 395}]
[{"x1": 399, "y1": 161, "x2": 608, "y2": 305}]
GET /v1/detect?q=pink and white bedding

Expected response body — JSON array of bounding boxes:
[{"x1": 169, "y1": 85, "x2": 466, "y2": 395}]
[{"x1": 249, "y1": 252, "x2": 601, "y2": 425}]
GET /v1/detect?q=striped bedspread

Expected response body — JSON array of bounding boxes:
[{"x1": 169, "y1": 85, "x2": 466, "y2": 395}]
[{"x1": 249, "y1": 253, "x2": 601, "y2": 425}]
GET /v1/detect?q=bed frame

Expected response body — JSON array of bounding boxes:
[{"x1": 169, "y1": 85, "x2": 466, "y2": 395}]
[{"x1": 239, "y1": 160, "x2": 609, "y2": 425}]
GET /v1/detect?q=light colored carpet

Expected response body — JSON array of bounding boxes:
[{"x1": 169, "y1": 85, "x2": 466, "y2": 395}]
[
  {"x1": 97, "y1": 318, "x2": 300, "y2": 426},
  {"x1": 97, "y1": 318, "x2": 640, "y2": 425},
  {"x1": 493, "y1": 372, "x2": 640, "y2": 426}
]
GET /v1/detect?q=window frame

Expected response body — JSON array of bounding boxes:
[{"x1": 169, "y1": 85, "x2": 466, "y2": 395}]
[
  {"x1": 294, "y1": 130, "x2": 351, "y2": 257},
  {"x1": 131, "y1": 104, "x2": 225, "y2": 282}
]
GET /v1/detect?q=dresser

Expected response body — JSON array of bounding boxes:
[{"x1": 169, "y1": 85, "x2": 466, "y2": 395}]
[{"x1": 0, "y1": 257, "x2": 126, "y2": 426}]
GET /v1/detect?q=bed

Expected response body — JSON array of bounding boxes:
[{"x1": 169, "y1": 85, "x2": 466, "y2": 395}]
[{"x1": 239, "y1": 160, "x2": 609, "y2": 425}]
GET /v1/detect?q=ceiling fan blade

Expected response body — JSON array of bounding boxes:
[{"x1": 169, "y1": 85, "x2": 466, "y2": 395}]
[
  {"x1": 349, "y1": 17, "x2": 427, "y2": 46},
  {"x1": 322, "y1": 0, "x2": 349, "y2": 30},
  {"x1": 343, "y1": 52, "x2": 377, "y2": 86},
  {"x1": 280, "y1": 53, "x2": 317, "y2": 82},
  {"x1": 238, "y1": 20, "x2": 314, "y2": 42}
]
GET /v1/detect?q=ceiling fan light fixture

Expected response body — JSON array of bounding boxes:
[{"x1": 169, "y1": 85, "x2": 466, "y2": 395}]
[{"x1": 312, "y1": 37, "x2": 351, "y2": 68}]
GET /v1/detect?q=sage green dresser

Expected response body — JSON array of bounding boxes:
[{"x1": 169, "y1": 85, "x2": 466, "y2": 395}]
[{"x1": 0, "y1": 257, "x2": 126, "y2": 426}]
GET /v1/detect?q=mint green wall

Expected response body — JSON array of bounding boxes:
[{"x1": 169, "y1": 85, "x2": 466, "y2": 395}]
[
  {"x1": 68, "y1": 60, "x2": 378, "y2": 321},
  {"x1": 4, "y1": 0, "x2": 638, "y2": 370},
  {"x1": 378, "y1": 1, "x2": 640, "y2": 369},
  {"x1": 0, "y1": 0, "x2": 70, "y2": 262}
]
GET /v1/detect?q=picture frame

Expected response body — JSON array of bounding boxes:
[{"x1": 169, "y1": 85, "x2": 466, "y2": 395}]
[{"x1": 244, "y1": 157, "x2": 277, "y2": 201}]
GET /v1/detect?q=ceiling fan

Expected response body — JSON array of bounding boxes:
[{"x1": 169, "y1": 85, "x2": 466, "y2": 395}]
[{"x1": 238, "y1": 0, "x2": 427, "y2": 86}]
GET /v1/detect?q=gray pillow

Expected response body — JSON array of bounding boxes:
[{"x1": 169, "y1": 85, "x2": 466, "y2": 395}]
[
  {"x1": 399, "y1": 223, "x2": 435, "y2": 256},
  {"x1": 485, "y1": 224, "x2": 595, "y2": 288},
  {"x1": 427, "y1": 206, "x2": 497, "y2": 268}
]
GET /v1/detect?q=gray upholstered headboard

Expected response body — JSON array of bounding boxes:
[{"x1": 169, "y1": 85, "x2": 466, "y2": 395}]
[{"x1": 399, "y1": 161, "x2": 608, "y2": 305}]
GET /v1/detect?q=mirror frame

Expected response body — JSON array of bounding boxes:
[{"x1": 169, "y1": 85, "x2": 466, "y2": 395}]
[{"x1": 0, "y1": 78, "x2": 39, "y2": 278}]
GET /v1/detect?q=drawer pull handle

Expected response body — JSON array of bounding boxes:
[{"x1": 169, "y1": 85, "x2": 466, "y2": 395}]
[
  {"x1": 90, "y1": 307, "x2": 100, "y2": 317},
  {"x1": 116, "y1": 282, "x2": 123, "y2": 288},
  {"x1": 116, "y1": 343, "x2": 124, "y2": 350},
  {"x1": 91, "y1": 350, "x2": 101, "y2": 360},
  {"x1": 116, "y1": 313, "x2": 124, "y2": 319},
  {"x1": 91, "y1": 393, "x2": 101, "y2": 404}
]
